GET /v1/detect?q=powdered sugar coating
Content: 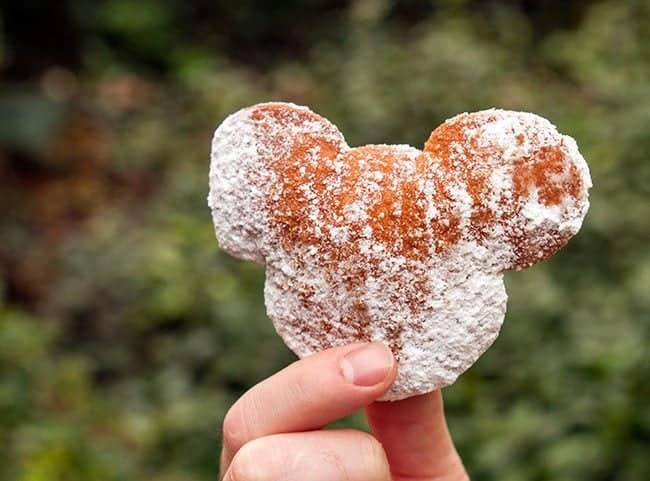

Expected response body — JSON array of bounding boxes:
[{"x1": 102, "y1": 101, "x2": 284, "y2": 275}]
[{"x1": 208, "y1": 102, "x2": 591, "y2": 400}]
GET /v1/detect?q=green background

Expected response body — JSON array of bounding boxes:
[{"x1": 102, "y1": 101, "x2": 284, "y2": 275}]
[{"x1": 1, "y1": 1, "x2": 648, "y2": 480}]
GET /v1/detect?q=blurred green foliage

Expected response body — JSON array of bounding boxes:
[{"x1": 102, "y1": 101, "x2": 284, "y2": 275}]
[{"x1": 1, "y1": 0, "x2": 649, "y2": 480}]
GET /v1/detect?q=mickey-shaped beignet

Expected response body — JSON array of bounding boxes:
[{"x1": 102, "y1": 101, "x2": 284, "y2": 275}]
[{"x1": 208, "y1": 102, "x2": 591, "y2": 400}]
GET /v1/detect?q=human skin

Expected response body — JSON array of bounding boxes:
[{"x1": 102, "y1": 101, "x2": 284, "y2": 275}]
[{"x1": 220, "y1": 342, "x2": 469, "y2": 481}]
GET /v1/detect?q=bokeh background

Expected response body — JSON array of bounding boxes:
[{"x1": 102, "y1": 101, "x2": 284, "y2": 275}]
[{"x1": 1, "y1": 0, "x2": 649, "y2": 480}]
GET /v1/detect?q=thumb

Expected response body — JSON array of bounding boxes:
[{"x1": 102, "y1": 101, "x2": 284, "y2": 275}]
[{"x1": 365, "y1": 391, "x2": 469, "y2": 481}]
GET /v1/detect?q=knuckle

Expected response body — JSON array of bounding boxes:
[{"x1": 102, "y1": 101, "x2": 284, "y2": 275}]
[
  {"x1": 357, "y1": 430, "x2": 383, "y2": 453},
  {"x1": 222, "y1": 404, "x2": 250, "y2": 455},
  {"x1": 228, "y1": 440, "x2": 260, "y2": 481},
  {"x1": 228, "y1": 438, "x2": 277, "y2": 481},
  {"x1": 350, "y1": 431, "x2": 391, "y2": 479}
]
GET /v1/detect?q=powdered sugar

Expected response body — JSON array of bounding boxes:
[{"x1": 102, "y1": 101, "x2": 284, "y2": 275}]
[{"x1": 209, "y1": 102, "x2": 591, "y2": 400}]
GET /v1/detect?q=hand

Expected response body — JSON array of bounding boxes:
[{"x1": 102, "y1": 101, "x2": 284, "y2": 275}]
[{"x1": 220, "y1": 342, "x2": 469, "y2": 481}]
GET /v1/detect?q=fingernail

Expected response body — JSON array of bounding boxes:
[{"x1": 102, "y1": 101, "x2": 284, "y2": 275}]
[{"x1": 340, "y1": 342, "x2": 394, "y2": 386}]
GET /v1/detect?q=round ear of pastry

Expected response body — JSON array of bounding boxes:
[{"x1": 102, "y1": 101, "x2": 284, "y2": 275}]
[{"x1": 208, "y1": 102, "x2": 591, "y2": 400}]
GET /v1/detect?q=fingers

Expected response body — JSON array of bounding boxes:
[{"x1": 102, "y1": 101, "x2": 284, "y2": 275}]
[
  {"x1": 221, "y1": 342, "x2": 396, "y2": 470},
  {"x1": 222, "y1": 429, "x2": 390, "y2": 481},
  {"x1": 366, "y1": 390, "x2": 469, "y2": 481}
]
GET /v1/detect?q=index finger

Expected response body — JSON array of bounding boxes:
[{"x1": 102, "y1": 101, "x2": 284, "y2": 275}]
[
  {"x1": 220, "y1": 342, "x2": 396, "y2": 471},
  {"x1": 366, "y1": 391, "x2": 469, "y2": 481}
]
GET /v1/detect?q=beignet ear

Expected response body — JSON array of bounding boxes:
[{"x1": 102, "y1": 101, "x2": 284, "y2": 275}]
[
  {"x1": 424, "y1": 109, "x2": 591, "y2": 271},
  {"x1": 209, "y1": 102, "x2": 346, "y2": 264}
]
